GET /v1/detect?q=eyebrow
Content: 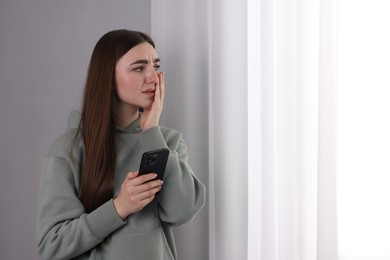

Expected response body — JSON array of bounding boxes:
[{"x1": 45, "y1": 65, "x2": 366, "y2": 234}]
[{"x1": 130, "y1": 58, "x2": 161, "y2": 66}]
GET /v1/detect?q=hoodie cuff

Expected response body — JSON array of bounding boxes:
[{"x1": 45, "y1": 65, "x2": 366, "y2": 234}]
[
  {"x1": 84, "y1": 199, "x2": 126, "y2": 241},
  {"x1": 140, "y1": 126, "x2": 168, "y2": 152}
]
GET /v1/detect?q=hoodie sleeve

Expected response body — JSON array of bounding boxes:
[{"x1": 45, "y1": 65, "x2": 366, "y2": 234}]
[
  {"x1": 140, "y1": 126, "x2": 206, "y2": 226},
  {"x1": 37, "y1": 155, "x2": 126, "y2": 260}
]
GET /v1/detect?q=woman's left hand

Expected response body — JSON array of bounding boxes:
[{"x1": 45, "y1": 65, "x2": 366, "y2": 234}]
[{"x1": 140, "y1": 72, "x2": 165, "y2": 130}]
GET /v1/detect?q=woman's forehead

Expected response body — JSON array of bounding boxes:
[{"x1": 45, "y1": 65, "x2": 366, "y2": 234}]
[{"x1": 122, "y1": 42, "x2": 159, "y2": 63}]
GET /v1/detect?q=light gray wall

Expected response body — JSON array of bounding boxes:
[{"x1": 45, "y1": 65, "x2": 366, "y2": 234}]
[
  {"x1": 0, "y1": 1, "x2": 209, "y2": 260},
  {"x1": 151, "y1": 1, "x2": 210, "y2": 259},
  {"x1": 0, "y1": 1, "x2": 151, "y2": 259}
]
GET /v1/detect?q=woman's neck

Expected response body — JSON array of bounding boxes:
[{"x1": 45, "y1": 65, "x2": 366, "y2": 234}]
[{"x1": 114, "y1": 104, "x2": 140, "y2": 129}]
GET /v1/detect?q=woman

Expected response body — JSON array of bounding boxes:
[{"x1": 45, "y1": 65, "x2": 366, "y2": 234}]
[{"x1": 37, "y1": 30, "x2": 206, "y2": 260}]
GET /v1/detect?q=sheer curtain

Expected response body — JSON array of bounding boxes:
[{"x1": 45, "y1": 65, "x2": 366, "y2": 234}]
[
  {"x1": 252, "y1": 0, "x2": 338, "y2": 259},
  {"x1": 151, "y1": 0, "x2": 338, "y2": 259}
]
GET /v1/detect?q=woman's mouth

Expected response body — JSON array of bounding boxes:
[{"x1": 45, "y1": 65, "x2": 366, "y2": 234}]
[{"x1": 142, "y1": 90, "x2": 155, "y2": 97}]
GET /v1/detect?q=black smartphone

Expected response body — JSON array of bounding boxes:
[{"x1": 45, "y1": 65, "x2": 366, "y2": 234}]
[{"x1": 139, "y1": 148, "x2": 169, "y2": 180}]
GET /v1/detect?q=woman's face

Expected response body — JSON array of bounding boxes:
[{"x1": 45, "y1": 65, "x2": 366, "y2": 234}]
[{"x1": 114, "y1": 42, "x2": 160, "y2": 110}]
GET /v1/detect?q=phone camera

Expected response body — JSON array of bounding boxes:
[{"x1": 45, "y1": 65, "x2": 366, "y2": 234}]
[{"x1": 144, "y1": 154, "x2": 159, "y2": 167}]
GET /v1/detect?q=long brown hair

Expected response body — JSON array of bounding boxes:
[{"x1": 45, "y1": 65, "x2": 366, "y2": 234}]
[{"x1": 77, "y1": 30, "x2": 155, "y2": 213}]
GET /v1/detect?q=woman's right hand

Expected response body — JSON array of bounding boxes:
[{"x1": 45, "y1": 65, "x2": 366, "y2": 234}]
[
  {"x1": 140, "y1": 72, "x2": 165, "y2": 130},
  {"x1": 113, "y1": 171, "x2": 163, "y2": 219}
]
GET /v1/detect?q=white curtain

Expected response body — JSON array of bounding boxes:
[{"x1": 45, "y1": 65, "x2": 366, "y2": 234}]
[
  {"x1": 152, "y1": 0, "x2": 338, "y2": 259},
  {"x1": 252, "y1": 0, "x2": 338, "y2": 259}
]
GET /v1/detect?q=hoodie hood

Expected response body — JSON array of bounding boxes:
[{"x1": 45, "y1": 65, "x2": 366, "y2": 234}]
[{"x1": 66, "y1": 110, "x2": 142, "y2": 134}]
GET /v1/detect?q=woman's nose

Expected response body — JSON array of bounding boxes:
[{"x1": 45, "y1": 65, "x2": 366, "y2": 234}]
[{"x1": 146, "y1": 67, "x2": 158, "y2": 83}]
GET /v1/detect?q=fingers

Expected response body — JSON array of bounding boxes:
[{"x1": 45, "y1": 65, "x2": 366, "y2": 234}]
[
  {"x1": 129, "y1": 187, "x2": 159, "y2": 212},
  {"x1": 125, "y1": 171, "x2": 138, "y2": 181},
  {"x1": 126, "y1": 172, "x2": 158, "y2": 186},
  {"x1": 115, "y1": 172, "x2": 163, "y2": 217},
  {"x1": 127, "y1": 177, "x2": 163, "y2": 210},
  {"x1": 153, "y1": 72, "x2": 164, "y2": 107},
  {"x1": 158, "y1": 72, "x2": 165, "y2": 102},
  {"x1": 123, "y1": 172, "x2": 163, "y2": 198},
  {"x1": 139, "y1": 72, "x2": 164, "y2": 130},
  {"x1": 137, "y1": 183, "x2": 163, "y2": 201},
  {"x1": 134, "y1": 178, "x2": 163, "y2": 195}
]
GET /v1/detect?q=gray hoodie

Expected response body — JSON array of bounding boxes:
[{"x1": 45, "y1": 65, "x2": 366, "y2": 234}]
[{"x1": 37, "y1": 110, "x2": 206, "y2": 260}]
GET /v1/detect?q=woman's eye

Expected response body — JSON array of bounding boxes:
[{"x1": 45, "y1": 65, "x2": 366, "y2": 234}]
[{"x1": 134, "y1": 66, "x2": 144, "y2": 72}]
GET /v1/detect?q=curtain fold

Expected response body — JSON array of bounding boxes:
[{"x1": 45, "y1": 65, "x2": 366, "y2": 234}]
[
  {"x1": 317, "y1": 0, "x2": 338, "y2": 259},
  {"x1": 260, "y1": 0, "x2": 320, "y2": 259},
  {"x1": 258, "y1": 1, "x2": 338, "y2": 259}
]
